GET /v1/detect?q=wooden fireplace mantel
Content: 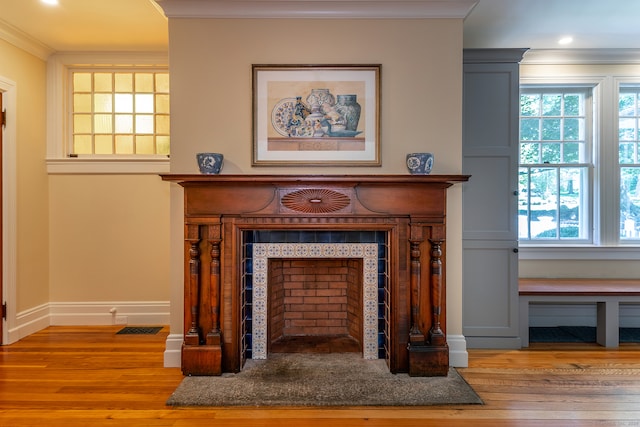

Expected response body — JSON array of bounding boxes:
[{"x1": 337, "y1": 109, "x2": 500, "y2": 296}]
[{"x1": 161, "y1": 174, "x2": 469, "y2": 376}]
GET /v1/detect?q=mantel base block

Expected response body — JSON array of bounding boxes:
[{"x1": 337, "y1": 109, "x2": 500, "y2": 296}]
[
  {"x1": 408, "y1": 344, "x2": 449, "y2": 377},
  {"x1": 181, "y1": 344, "x2": 222, "y2": 376}
]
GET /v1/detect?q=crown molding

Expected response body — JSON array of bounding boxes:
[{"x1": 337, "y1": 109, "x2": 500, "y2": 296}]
[
  {"x1": 463, "y1": 48, "x2": 529, "y2": 64},
  {"x1": 0, "y1": 18, "x2": 54, "y2": 60},
  {"x1": 522, "y1": 49, "x2": 640, "y2": 65},
  {"x1": 155, "y1": 0, "x2": 478, "y2": 19}
]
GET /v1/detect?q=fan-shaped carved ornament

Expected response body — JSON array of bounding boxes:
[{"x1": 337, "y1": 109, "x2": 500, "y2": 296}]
[{"x1": 281, "y1": 189, "x2": 351, "y2": 213}]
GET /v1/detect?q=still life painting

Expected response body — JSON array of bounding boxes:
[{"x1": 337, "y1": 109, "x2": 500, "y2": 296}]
[{"x1": 252, "y1": 65, "x2": 380, "y2": 166}]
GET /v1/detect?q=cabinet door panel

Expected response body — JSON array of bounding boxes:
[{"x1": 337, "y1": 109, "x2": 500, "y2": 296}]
[{"x1": 462, "y1": 49, "x2": 526, "y2": 349}]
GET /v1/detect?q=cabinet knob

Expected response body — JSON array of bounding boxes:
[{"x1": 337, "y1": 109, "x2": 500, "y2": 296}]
[{"x1": 513, "y1": 248, "x2": 519, "y2": 253}]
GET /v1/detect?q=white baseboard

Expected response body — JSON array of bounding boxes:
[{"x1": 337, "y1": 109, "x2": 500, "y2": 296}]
[
  {"x1": 7, "y1": 301, "x2": 170, "y2": 344},
  {"x1": 447, "y1": 334, "x2": 468, "y2": 368},
  {"x1": 164, "y1": 333, "x2": 183, "y2": 368},
  {"x1": 49, "y1": 301, "x2": 170, "y2": 325},
  {"x1": 8, "y1": 303, "x2": 50, "y2": 344}
]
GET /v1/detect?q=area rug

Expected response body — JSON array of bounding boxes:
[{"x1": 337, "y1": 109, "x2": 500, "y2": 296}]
[{"x1": 166, "y1": 353, "x2": 483, "y2": 407}]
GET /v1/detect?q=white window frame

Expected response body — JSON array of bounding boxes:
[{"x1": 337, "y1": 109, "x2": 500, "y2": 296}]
[
  {"x1": 518, "y1": 84, "x2": 595, "y2": 245},
  {"x1": 519, "y1": 74, "x2": 640, "y2": 260},
  {"x1": 616, "y1": 78, "x2": 640, "y2": 244},
  {"x1": 46, "y1": 52, "x2": 170, "y2": 174}
]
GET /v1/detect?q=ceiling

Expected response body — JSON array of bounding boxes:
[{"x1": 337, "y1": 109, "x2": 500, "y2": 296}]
[
  {"x1": 0, "y1": 0, "x2": 168, "y2": 54},
  {"x1": 463, "y1": 0, "x2": 640, "y2": 50},
  {"x1": 0, "y1": 0, "x2": 638, "y2": 56}
]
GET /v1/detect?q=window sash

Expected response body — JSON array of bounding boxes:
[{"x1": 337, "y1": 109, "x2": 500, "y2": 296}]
[
  {"x1": 519, "y1": 86, "x2": 594, "y2": 244},
  {"x1": 46, "y1": 52, "x2": 170, "y2": 174},
  {"x1": 618, "y1": 85, "x2": 640, "y2": 241},
  {"x1": 69, "y1": 69, "x2": 170, "y2": 157}
]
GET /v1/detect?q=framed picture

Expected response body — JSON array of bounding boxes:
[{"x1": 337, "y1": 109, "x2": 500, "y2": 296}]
[{"x1": 252, "y1": 64, "x2": 381, "y2": 166}]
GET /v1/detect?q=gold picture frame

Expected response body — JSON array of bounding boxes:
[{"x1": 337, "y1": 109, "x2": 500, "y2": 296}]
[{"x1": 252, "y1": 64, "x2": 381, "y2": 166}]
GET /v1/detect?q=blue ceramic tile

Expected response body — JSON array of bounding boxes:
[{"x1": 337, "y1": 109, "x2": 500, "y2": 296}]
[
  {"x1": 300, "y1": 231, "x2": 317, "y2": 242},
  {"x1": 318, "y1": 231, "x2": 328, "y2": 241}
]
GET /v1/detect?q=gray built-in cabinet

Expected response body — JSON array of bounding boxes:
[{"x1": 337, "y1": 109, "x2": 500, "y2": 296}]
[{"x1": 462, "y1": 49, "x2": 528, "y2": 348}]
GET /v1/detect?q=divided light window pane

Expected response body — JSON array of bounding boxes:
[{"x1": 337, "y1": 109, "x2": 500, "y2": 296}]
[
  {"x1": 519, "y1": 87, "x2": 591, "y2": 242},
  {"x1": 619, "y1": 86, "x2": 640, "y2": 240},
  {"x1": 71, "y1": 70, "x2": 170, "y2": 156}
]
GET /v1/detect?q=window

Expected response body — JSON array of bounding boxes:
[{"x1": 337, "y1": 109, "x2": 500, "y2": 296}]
[
  {"x1": 619, "y1": 85, "x2": 640, "y2": 240},
  {"x1": 519, "y1": 87, "x2": 592, "y2": 243},
  {"x1": 71, "y1": 70, "x2": 170, "y2": 156},
  {"x1": 47, "y1": 53, "x2": 170, "y2": 174},
  {"x1": 519, "y1": 76, "x2": 640, "y2": 250}
]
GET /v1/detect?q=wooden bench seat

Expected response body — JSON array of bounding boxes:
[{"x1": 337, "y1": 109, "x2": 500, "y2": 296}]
[{"x1": 519, "y1": 278, "x2": 640, "y2": 348}]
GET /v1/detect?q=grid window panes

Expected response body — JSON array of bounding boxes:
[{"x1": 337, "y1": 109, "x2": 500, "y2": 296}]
[
  {"x1": 619, "y1": 86, "x2": 640, "y2": 240},
  {"x1": 519, "y1": 88, "x2": 591, "y2": 242},
  {"x1": 71, "y1": 71, "x2": 170, "y2": 156}
]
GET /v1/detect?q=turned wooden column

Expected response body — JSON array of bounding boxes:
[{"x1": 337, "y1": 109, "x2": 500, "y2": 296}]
[
  {"x1": 409, "y1": 240, "x2": 425, "y2": 343},
  {"x1": 428, "y1": 239, "x2": 446, "y2": 346},
  {"x1": 184, "y1": 224, "x2": 201, "y2": 346},
  {"x1": 206, "y1": 225, "x2": 222, "y2": 346}
]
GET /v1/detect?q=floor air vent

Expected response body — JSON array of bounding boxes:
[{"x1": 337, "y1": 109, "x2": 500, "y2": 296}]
[{"x1": 116, "y1": 326, "x2": 163, "y2": 335}]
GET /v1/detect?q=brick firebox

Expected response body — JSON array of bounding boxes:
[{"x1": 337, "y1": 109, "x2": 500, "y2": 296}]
[{"x1": 268, "y1": 259, "x2": 363, "y2": 351}]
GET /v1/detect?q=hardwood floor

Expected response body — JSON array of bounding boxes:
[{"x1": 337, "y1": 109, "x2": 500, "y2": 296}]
[{"x1": 1, "y1": 326, "x2": 640, "y2": 426}]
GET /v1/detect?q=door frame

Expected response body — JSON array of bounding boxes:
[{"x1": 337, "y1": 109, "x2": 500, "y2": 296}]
[{"x1": 0, "y1": 76, "x2": 18, "y2": 345}]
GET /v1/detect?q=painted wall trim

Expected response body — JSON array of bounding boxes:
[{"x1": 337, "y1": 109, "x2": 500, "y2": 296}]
[
  {"x1": 48, "y1": 301, "x2": 170, "y2": 325},
  {"x1": 164, "y1": 333, "x2": 183, "y2": 368},
  {"x1": 9, "y1": 304, "x2": 49, "y2": 344},
  {"x1": 447, "y1": 334, "x2": 468, "y2": 368},
  {"x1": 8, "y1": 301, "x2": 170, "y2": 343},
  {"x1": 46, "y1": 158, "x2": 170, "y2": 174},
  {"x1": 519, "y1": 246, "x2": 640, "y2": 261},
  {"x1": 46, "y1": 52, "x2": 169, "y2": 174},
  {"x1": 156, "y1": 0, "x2": 478, "y2": 19},
  {"x1": 523, "y1": 48, "x2": 640, "y2": 65},
  {"x1": 0, "y1": 20, "x2": 53, "y2": 60},
  {"x1": 1, "y1": 76, "x2": 18, "y2": 346}
]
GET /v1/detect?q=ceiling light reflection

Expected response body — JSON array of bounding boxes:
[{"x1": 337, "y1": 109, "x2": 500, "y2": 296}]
[{"x1": 558, "y1": 36, "x2": 574, "y2": 45}]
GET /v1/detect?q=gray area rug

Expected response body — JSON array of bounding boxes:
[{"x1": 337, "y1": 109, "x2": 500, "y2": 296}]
[{"x1": 166, "y1": 353, "x2": 483, "y2": 407}]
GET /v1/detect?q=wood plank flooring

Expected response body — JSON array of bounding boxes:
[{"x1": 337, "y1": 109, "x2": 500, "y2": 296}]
[{"x1": 1, "y1": 326, "x2": 640, "y2": 426}]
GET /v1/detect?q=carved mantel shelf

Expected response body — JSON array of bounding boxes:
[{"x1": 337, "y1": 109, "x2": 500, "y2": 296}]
[{"x1": 161, "y1": 174, "x2": 469, "y2": 376}]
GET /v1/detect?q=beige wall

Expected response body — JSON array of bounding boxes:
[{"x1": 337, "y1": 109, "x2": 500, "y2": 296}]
[
  {"x1": 519, "y1": 62, "x2": 640, "y2": 279},
  {"x1": 169, "y1": 19, "x2": 463, "y2": 174},
  {"x1": 0, "y1": 39, "x2": 49, "y2": 313},
  {"x1": 2, "y1": 38, "x2": 172, "y2": 328},
  {"x1": 48, "y1": 175, "x2": 170, "y2": 302},
  {"x1": 167, "y1": 18, "x2": 465, "y2": 334}
]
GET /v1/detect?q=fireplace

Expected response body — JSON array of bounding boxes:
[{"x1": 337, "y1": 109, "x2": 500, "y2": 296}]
[
  {"x1": 161, "y1": 174, "x2": 469, "y2": 376},
  {"x1": 243, "y1": 235, "x2": 386, "y2": 361}
]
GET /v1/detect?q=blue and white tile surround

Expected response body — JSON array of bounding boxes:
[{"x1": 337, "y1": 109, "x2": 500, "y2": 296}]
[
  {"x1": 243, "y1": 230, "x2": 388, "y2": 361},
  {"x1": 252, "y1": 243, "x2": 379, "y2": 360}
]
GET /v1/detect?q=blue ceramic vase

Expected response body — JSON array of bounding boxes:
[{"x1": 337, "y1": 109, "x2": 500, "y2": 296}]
[
  {"x1": 196, "y1": 153, "x2": 224, "y2": 174},
  {"x1": 406, "y1": 153, "x2": 434, "y2": 175}
]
